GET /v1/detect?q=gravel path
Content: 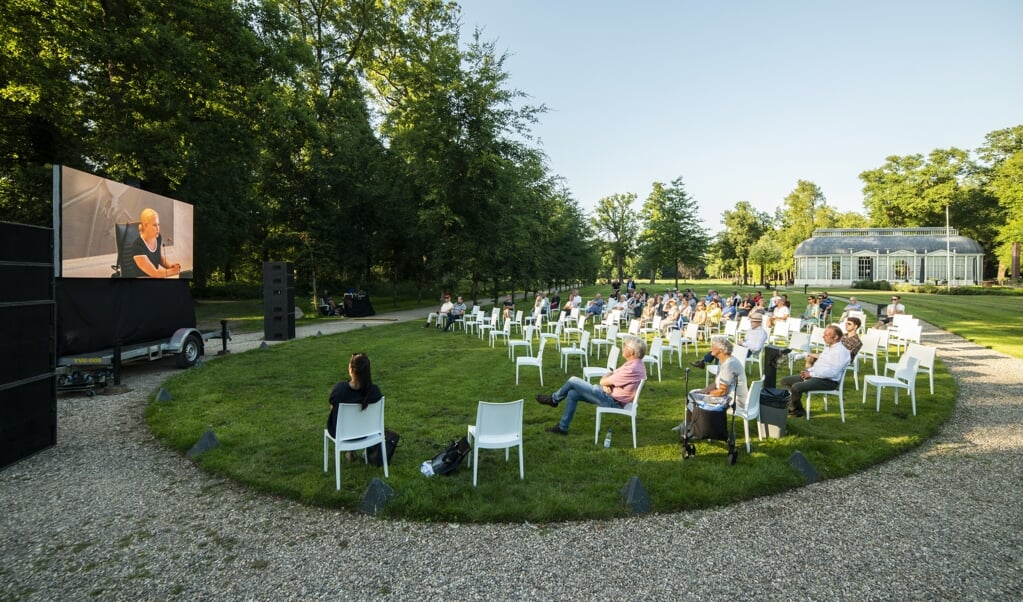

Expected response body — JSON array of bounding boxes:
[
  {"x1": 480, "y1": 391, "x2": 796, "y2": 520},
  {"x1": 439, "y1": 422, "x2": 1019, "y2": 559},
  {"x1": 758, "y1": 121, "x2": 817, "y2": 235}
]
[{"x1": 2, "y1": 313, "x2": 1021, "y2": 600}]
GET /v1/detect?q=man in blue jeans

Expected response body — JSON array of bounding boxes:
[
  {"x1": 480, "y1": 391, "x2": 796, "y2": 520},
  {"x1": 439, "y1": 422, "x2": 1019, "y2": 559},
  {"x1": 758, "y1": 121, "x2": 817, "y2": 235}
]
[{"x1": 536, "y1": 335, "x2": 647, "y2": 434}]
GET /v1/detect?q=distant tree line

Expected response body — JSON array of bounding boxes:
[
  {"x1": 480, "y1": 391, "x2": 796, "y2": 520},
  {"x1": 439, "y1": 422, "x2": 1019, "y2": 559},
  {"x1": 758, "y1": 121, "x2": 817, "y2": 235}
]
[{"x1": 3, "y1": 2, "x2": 1019, "y2": 301}]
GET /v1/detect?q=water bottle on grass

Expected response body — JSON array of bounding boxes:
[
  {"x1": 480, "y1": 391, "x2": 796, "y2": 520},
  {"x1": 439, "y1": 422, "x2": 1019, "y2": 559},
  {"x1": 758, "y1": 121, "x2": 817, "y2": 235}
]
[{"x1": 603, "y1": 428, "x2": 612, "y2": 448}]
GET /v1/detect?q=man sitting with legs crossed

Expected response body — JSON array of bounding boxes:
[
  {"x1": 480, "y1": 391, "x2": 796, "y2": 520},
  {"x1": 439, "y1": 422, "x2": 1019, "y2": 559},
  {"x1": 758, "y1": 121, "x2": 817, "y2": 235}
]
[{"x1": 535, "y1": 335, "x2": 647, "y2": 435}]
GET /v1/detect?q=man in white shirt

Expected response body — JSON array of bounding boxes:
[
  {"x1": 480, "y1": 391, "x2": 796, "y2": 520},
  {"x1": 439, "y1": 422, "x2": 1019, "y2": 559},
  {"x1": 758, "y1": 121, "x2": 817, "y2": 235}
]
[{"x1": 779, "y1": 324, "x2": 850, "y2": 417}]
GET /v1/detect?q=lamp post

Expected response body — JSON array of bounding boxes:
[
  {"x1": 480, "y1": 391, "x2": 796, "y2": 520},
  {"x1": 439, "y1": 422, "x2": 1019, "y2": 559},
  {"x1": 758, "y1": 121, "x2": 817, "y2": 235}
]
[{"x1": 946, "y1": 204, "x2": 952, "y2": 292}]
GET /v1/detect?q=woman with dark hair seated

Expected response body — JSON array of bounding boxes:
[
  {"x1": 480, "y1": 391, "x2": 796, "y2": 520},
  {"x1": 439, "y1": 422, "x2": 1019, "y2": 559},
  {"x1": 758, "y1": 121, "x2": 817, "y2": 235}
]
[{"x1": 326, "y1": 353, "x2": 383, "y2": 460}]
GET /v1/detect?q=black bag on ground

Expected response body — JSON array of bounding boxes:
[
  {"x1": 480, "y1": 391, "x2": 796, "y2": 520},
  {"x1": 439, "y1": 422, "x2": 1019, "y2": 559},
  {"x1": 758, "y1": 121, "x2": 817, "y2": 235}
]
[
  {"x1": 688, "y1": 405, "x2": 728, "y2": 440},
  {"x1": 366, "y1": 429, "x2": 399, "y2": 466},
  {"x1": 759, "y1": 387, "x2": 791, "y2": 409},
  {"x1": 430, "y1": 436, "x2": 471, "y2": 475}
]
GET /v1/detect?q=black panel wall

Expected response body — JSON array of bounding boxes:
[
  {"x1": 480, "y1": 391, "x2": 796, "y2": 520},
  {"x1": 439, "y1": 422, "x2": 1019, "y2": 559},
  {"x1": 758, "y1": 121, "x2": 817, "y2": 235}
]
[
  {"x1": 263, "y1": 262, "x2": 295, "y2": 340},
  {"x1": 0, "y1": 222, "x2": 56, "y2": 469}
]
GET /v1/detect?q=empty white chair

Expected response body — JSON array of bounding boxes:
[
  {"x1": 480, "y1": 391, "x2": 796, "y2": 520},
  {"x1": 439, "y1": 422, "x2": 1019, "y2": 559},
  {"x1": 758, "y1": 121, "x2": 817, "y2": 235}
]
[
  {"x1": 892, "y1": 322, "x2": 922, "y2": 355},
  {"x1": 594, "y1": 379, "x2": 646, "y2": 448},
  {"x1": 516, "y1": 337, "x2": 546, "y2": 385},
  {"x1": 663, "y1": 328, "x2": 684, "y2": 367},
  {"x1": 539, "y1": 321, "x2": 564, "y2": 352},
  {"x1": 786, "y1": 332, "x2": 812, "y2": 374},
  {"x1": 560, "y1": 331, "x2": 591, "y2": 372},
  {"x1": 467, "y1": 399, "x2": 524, "y2": 487},
  {"x1": 584, "y1": 345, "x2": 619, "y2": 382},
  {"x1": 893, "y1": 342, "x2": 936, "y2": 395},
  {"x1": 489, "y1": 318, "x2": 512, "y2": 347},
  {"x1": 730, "y1": 378, "x2": 763, "y2": 453},
  {"x1": 477, "y1": 308, "x2": 500, "y2": 340},
  {"x1": 809, "y1": 325, "x2": 826, "y2": 353},
  {"x1": 563, "y1": 314, "x2": 588, "y2": 344},
  {"x1": 847, "y1": 331, "x2": 881, "y2": 390},
  {"x1": 722, "y1": 320, "x2": 738, "y2": 342},
  {"x1": 679, "y1": 322, "x2": 700, "y2": 356},
  {"x1": 323, "y1": 397, "x2": 388, "y2": 490},
  {"x1": 507, "y1": 325, "x2": 535, "y2": 360},
  {"x1": 507, "y1": 309, "x2": 524, "y2": 333},
  {"x1": 590, "y1": 323, "x2": 619, "y2": 359},
  {"x1": 642, "y1": 336, "x2": 663, "y2": 381},
  {"x1": 864, "y1": 355, "x2": 920, "y2": 416},
  {"x1": 771, "y1": 321, "x2": 790, "y2": 346},
  {"x1": 868, "y1": 326, "x2": 892, "y2": 361},
  {"x1": 806, "y1": 375, "x2": 847, "y2": 422},
  {"x1": 745, "y1": 346, "x2": 764, "y2": 379}
]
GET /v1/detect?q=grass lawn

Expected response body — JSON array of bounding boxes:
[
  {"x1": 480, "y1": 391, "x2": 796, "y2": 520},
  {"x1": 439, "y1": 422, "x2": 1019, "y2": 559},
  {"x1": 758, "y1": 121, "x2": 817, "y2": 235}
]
[{"x1": 149, "y1": 287, "x2": 962, "y2": 522}]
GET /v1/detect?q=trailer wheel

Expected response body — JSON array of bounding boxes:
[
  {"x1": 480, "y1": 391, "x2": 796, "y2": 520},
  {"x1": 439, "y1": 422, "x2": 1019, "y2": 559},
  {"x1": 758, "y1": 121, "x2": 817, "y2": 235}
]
[{"x1": 177, "y1": 333, "x2": 202, "y2": 368}]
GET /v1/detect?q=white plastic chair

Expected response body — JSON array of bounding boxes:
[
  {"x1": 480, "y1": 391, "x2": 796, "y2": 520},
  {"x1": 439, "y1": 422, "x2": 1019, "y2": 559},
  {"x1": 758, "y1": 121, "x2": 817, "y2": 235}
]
[
  {"x1": 594, "y1": 379, "x2": 646, "y2": 448},
  {"x1": 745, "y1": 346, "x2": 764, "y2": 379},
  {"x1": 731, "y1": 378, "x2": 763, "y2": 453},
  {"x1": 462, "y1": 306, "x2": 481, "y2": 334},
  {"x1": 560, "y1": 331, "x2": 590, "y2": 372},
  {"x1": 642, "y1": 336, "x2": 663, "y2": 381},
  {"x1": 892, "y1": 322, "x2": 922, "y2": 355},
  {"x1": 893, "y1": 342, "x2": 935, "y2": 395},
  {"x1": 584, "y1": 345, "x2": 619, "y2": 382},
  {"x1": 864, "y1": 355, "x2": 919, "y2": 416},
  {"x1": 590, "y1": 323, "x2": 618, "y2": 359},
  {"x1": 563, "y1": 314, "x2": 588, "y2": 344},
  {"x1": 323, "y1": 397, "x2": 388, "y2": 490},
  {"x1": 507, "y1": 309, "x2": 524, "y2": 334},
  {"x1": 786, "y1": 332, "x2": 812, "y2": 373},
  {"x1": 516, "y1": 337, "x2": 546, "y2": 385},
  {"x1": 489, "y1": 318, "x2": 511, "y2": 348},
  {"x1": 617, "y1": 318, "x2": 641, "y2": 342},
  {"x1": 478, "y1": 308, "x2": 500, "y2": 340},
  {"x1": 467, "y1": 399, "x2": 524, "y2": 487},
  {"x1": 771, "y1": 321, "x2": 790, "y2": 346},
  {"x1": 806, "y1": 375, "x2": 847, "y2": 422},
  {"x1": 663, "y1": 328, "x2": 684, "y2": 367},
  {"x1": 809, "y1": 325, "x2": 826, "y2": 353},
  {"x1": 507, "y1": 325, "x2": 535, "y2": 360},
  {"x1": 722, "y1": 320, "x2": 738, "y2": 342},
  {"x1": 868, "y1": 326, "x2": 892, "y2": 361},
  {"x1": 679, "y1": 322, "x2": 700, "y2": 356},
  {"x1": 847, "y1": 331, "x2": 880, "y2": 389}
]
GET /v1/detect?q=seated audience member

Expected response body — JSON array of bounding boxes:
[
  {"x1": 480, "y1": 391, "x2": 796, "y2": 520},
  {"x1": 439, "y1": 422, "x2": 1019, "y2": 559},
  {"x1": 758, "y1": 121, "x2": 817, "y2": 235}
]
[
  {"x1": 706, "y1": 299, "x2": 723, "y2": 327},
  {"x1": 443, "y1": 295, "x2": 467, "y2": 331},
  {"x1": 780, "y1": 324, "x2": 850, "y2": 417},
  {"x1": 320, "y1": 290, "x2": 336, "y2": 316},
  {"x1": 839, "y1": 296, "x2": 863, "y2": 322},
  {"x1": 684, "y1": 336, "x2": 749, "y2": 418},
  {"x1": 585, "y1": 293, "x2": 605, "y2": 317},
  {"x1": 436, "y1": 294, "x2": 454, "y2": 329},
  {"x1": 691, "y1": 313, "x2": 767, "y2": 369},
  {"x1": 640, "y1": 298, "x2": 658, "y2": 324},
  {"x1": 806, "y1": 316, "x2": 862, "y2": 366},
  {"x1": 549, "y1": 292, "x2": 561, "y2": 314},
  {"x1": 326, "y1": 352, "x2": 383, "y2": 454},
  {"x1": 877, "y1": 295, "x2": 905, "y2": 326},
  {"x1": 721, "y1": 297, "x2": 738, "y2": 322},
  {"x1": 818, "y1": 292, "x2": 835, "y2": 320},
  {"x1": 501, "y1": 294, "x2": 516, "y2": 321},
  {"x1": 802, "y1": 296, "x2": 820, "y2": 322},
  {"x1": 535, "y1": 335, "x2": 647, "y2": 435}
]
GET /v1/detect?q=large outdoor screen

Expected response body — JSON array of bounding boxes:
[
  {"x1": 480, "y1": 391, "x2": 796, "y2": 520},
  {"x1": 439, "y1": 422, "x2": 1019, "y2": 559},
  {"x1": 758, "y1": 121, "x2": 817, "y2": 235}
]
[{"x1": 55, "y1": 165, "x2": 194, "y2": 279}]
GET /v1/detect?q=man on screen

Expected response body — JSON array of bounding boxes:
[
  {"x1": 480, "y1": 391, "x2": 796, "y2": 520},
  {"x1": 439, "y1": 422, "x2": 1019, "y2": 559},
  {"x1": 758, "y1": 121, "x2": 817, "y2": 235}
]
[{"x1": 122, "y1": 208, "x2": 181, "y2": 278}]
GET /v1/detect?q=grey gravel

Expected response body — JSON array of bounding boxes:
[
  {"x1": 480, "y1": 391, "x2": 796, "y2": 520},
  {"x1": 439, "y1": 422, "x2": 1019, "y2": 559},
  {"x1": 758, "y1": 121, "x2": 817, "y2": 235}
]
[{"x1": 2, "y1": 312, "x2": 1021, "y2": 601}]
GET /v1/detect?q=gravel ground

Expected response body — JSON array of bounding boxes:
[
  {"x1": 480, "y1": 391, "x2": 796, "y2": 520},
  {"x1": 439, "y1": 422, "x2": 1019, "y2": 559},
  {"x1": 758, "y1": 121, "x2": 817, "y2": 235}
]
[{"x1": 1, "y1": 312, "x2": 1021, "y2": 601}]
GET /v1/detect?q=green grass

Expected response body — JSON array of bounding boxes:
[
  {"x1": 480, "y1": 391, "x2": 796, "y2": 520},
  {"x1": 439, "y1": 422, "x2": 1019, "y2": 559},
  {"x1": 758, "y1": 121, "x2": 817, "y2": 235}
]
[{"x1": 148, "y1": 304, "x2": 958, "y2": 522}]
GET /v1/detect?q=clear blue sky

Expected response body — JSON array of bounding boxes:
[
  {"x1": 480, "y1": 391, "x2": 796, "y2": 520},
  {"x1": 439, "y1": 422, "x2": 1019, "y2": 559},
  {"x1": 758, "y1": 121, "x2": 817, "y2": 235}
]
[{"x1": 457, "y1": 0, "x2": 1023, "y2": 233}]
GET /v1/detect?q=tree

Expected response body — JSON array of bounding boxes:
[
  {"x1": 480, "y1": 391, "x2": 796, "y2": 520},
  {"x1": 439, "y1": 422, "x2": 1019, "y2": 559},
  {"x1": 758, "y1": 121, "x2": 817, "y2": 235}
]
[
  {"x1": 860, "y1": 148, "x2": 1001, "y2": 278},
  {"x1": 775, "y1": 180, "x2": 836, "y2": 283},
  {"x1": 977, "y1": 125, "x2": 1023, "y2": 277},
  {"x1": 591, "y1": 193, "x2": 639, "y2": 283},
  {"x1": 749, "y1": 236, "x2": 784, "y2": 285},
  {"x1": 638, "y1": 177, "x2": 708, "y2": 288},
  {"x1": 720, "y1": 201, "x2": 769, "y2": 285}
]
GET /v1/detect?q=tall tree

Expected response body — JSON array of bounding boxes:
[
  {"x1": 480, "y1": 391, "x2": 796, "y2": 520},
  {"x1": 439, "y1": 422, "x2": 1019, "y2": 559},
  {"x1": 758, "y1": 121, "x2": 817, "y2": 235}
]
[
  {"x1": 721, "y1": 201, "x2": 769, "y2": 285},
  {"x1": 775, "y1": 180, "x2": 833, "y2": 282},
  {"x1": 977, "y1": 125, "x2": 1023, "y2": 276},
  {"x1": 638, "y1": 176, "x2": 708, "y2": 288},
  {"x1": 591, "y1": 193, "x2": 639, "y2": 283}
]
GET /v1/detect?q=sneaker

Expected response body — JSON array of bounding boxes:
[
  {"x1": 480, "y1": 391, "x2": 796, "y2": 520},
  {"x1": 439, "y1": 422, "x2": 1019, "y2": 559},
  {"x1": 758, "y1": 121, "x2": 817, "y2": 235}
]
[
  {"x1": 535, "y1": 394, "x2": 558, "y2": 407},
  {"x1": 689, "y1": 360, "x2": 705, "y2": 369},
  {"x1": 545, "y1": 425, "x2": 568, "y2": 435}
]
